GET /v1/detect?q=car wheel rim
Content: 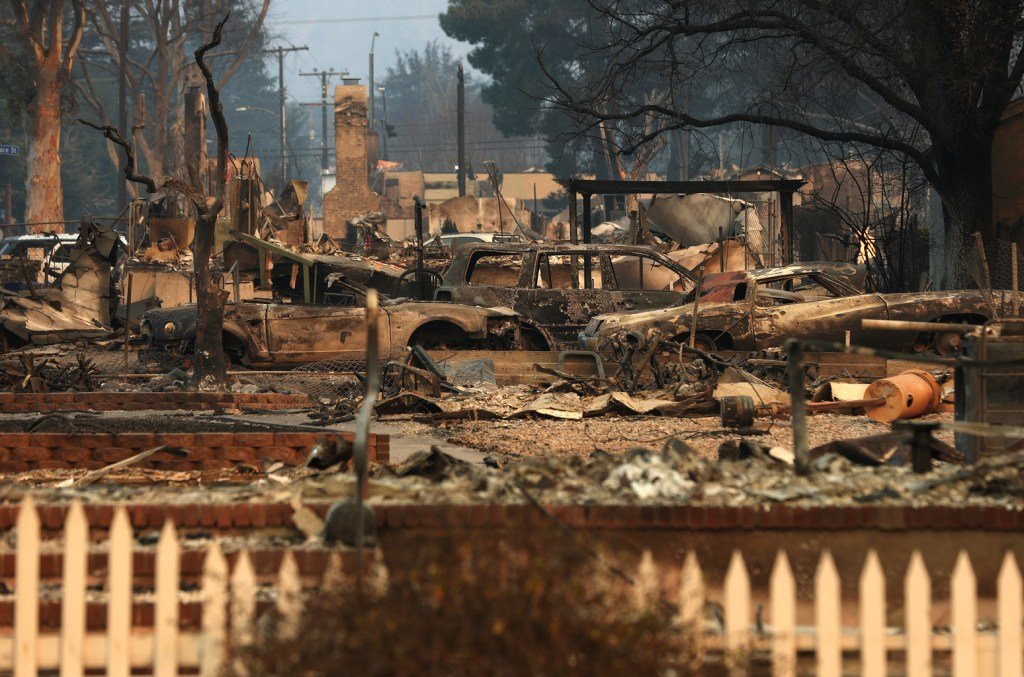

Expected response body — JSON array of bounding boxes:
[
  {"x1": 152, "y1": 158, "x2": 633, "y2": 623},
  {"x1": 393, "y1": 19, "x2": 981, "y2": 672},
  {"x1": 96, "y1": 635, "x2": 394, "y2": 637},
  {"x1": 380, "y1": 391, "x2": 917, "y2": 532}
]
[{"x1": 933, "y1": 330, "x2": 963, "y2": 357}]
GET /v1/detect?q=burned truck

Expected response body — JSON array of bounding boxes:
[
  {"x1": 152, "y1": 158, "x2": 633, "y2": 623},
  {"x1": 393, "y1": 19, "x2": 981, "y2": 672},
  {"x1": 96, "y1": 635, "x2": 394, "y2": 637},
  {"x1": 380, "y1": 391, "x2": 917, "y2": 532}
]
[{"x1": 434, "y1": 243, "x2": 699, "y2": 349}]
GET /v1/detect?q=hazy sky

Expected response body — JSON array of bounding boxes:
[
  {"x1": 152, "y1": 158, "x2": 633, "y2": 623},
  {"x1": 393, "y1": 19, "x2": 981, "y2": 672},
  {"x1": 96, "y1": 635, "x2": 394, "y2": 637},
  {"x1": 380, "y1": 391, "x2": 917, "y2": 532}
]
[{"x1": 263, "y1": 0, "x2": 466, "y2": 106}]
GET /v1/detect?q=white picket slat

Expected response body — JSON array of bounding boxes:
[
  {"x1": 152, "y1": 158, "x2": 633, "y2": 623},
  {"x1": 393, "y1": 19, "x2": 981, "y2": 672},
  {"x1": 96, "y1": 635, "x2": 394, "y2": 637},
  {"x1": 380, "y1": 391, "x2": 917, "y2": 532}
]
[
  {"x1": 678, "y1": 550, "x2": 705, "y2": 669},
  {"x1": 60, "y1": 500, "x2": 88, "y2": 677},
  {"x1": 633, "y1": 550, "x2": 659, "y2": 610},
  {"x1": 951, "y1": 550, "x2": 978, "y2": 677},
  {"x1": 724, "y1": 550, "x2": 751, "y2": 652},
  {"x1": 770, "y1": 549, "x2": 796, "y2": 677},
  {"x1": 107, "y1": 506, "x2": 133, "y2": 677},
  {"x1": 14, "y1": 494, "x2": 39, "y2": 677},
  {"x1": 199, "y1": 541, "x2": 228, "y2": 677},
  {"x1": 276, "y1": 550, "x2": 302, "y2": 640},
  {"x1": 154, "y1": 520, "x2": 180, "y2": 677},
  {"x1": 998, "y1": 551, "x2": 1023, "y2": 677},
  {"x1": 905, "y1": 550, "x2": 932, "y2": 677},
  {"x1": 859, "y1": 549, "x2": 886, "y2": 676},
  {"x1": 816, "y1": 550, "x2": 841, "y2": 677},
  {"x1": 3, "y1": 492, "x2": 1024, "y2": 675},
  {"x1": 323, "y1": 552, "x2": 346, "y2": 593},
  {"x1": 231, "y1": 550, "x2": 257, "y2": 647}
]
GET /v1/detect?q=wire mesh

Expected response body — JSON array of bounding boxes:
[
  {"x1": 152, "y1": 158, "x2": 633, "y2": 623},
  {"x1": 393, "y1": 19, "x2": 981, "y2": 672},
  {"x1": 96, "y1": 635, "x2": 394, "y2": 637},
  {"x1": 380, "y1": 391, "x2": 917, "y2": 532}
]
[{"x1": 964, "y1": 237, "x2": 1024, "y2": 316}]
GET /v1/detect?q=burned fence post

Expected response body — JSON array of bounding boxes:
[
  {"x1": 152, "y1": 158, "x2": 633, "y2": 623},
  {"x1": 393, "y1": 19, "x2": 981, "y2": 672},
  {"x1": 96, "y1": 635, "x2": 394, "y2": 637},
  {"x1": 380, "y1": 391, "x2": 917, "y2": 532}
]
[
  {"x1": 413, "y1": 197, "x2": 427, "y2": 300},
  {"x1": 786, "y1": 339, "x2": 810, "y2": 475}
]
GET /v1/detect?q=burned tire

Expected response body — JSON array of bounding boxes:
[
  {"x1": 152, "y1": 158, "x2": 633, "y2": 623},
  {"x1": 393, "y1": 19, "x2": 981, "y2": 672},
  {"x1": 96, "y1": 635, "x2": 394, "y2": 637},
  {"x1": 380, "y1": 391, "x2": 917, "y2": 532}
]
[
  {"x1": 408, "y1": 323, "x2": 482, "y2": 350},
  {"x1": 221, "y1": 333, "x2": 248, "y2": 365},
  {"x1": 928, "y1": 314, "x2": 987, "y2": 357},
  {"x1": 517, "y1": 324, "x2": 552, "y2": 352},
  {"x1": 673, "y1": 332, "x2": 724, "y2": 353}
]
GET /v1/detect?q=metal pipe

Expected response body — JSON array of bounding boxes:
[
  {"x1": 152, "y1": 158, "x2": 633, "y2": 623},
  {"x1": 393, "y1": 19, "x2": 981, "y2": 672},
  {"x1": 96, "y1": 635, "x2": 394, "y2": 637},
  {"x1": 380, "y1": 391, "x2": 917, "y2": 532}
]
[
  {"x1": 353, "y1": 288, "x2": 379, "y2": 592},
  {"x1": 688, "y1": 266, "x2": 705, "y2": 349}
]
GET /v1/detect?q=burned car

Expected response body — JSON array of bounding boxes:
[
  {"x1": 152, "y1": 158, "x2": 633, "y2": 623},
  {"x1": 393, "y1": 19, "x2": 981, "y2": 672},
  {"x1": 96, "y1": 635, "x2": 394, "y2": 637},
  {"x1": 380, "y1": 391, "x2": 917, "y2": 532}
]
[
  {"x1": 580, "y1": 267, "x2": 995, "y2": 355},
  {"x1": 434, "y1": 243, "x2": 699, "y2": 349},
  {"x1": 143, "y1": 299, "x2": 518, "y2": 366}
]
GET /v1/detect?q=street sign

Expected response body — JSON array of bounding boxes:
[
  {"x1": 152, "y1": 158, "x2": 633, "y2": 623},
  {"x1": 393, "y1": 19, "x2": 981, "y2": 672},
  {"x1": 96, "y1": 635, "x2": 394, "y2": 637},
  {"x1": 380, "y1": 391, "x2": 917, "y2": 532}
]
[{"x1": 0, "y1": 145, "x2": 20, "y2": 156}]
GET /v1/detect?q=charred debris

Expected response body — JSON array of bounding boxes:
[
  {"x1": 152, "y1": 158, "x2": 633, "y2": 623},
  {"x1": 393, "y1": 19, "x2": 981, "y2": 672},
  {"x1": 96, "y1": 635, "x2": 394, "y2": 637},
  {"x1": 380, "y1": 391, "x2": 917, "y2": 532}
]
[{"x1": 0, "y1": 34, "x2": 1019, "y2": 499}]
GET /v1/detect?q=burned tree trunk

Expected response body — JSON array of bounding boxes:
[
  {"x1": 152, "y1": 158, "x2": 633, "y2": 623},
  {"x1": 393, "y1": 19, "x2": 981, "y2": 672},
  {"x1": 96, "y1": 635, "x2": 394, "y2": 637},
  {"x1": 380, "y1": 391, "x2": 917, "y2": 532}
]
[
  {"x1": 25, "y1": 71, "x2": 64, "y2": 231},
  {"x1": 82, "y1": 15, "x2": 232, "y2": 389},
  {"x1": 0, "y1": 0, "x2": 86, "y2": 230}
]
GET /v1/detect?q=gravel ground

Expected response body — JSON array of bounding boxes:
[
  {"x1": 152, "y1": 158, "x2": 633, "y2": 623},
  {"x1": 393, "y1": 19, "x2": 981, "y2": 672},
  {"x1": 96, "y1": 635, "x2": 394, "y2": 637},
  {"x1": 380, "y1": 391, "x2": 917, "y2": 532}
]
[{"x1": 428, "y1": 412, "x2": 957, "y2": 460}]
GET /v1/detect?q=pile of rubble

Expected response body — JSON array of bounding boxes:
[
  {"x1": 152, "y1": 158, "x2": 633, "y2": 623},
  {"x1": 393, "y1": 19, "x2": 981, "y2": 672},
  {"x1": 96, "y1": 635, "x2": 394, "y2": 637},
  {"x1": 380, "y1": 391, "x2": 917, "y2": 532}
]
[{"x1": 357, "y1": 440, "x2": 1024, "y2": 508}]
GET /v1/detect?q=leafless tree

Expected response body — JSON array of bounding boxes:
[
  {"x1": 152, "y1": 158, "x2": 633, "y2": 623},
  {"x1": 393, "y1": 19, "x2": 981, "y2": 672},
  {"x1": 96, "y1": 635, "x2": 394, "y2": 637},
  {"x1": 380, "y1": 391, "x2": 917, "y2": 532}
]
[
  {"x1": 799, "y1": 142, "x2": 928, "y2": 291},
  {"x1": 76, "y1": 0, "x2": 269, "y2": 180},
  {"x1": 540, "y1": 0, "x2": 1024, "y2": 287},
  {"x1": 0, "y1": 0, "x2": 86, "y2": 231},
  {"x1": 82, "y1": 14, "x2": 231, "y2": 388}
]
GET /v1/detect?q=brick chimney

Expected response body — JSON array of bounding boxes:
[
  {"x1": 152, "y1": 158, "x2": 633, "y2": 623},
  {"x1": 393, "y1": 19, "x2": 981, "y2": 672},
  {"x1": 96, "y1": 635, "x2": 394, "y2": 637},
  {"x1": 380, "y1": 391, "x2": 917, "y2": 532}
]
[{"x1": 322, "y1": 84, "x2": 379, "y2": 237}]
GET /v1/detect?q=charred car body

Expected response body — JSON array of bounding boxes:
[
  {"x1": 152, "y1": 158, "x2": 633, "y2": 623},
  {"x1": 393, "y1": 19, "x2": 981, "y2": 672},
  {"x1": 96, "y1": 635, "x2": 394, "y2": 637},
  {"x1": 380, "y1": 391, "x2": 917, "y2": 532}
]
[
  {"x1": 143, "y1": 299, "x2": 518, "y2": 366},
  {"x1": 434, "y1": 243, "x2": 699, "y2": 349},
  {"x1": 580, "y1": 266, "x2": 995, "y2": 355}
]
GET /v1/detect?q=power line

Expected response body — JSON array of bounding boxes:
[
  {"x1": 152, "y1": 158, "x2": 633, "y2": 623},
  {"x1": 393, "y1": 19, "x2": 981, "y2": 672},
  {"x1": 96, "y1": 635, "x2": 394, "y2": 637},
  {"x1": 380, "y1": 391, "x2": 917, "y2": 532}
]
[{"x1": 270, "y1": 14, "x2": 437, "y2": 26}]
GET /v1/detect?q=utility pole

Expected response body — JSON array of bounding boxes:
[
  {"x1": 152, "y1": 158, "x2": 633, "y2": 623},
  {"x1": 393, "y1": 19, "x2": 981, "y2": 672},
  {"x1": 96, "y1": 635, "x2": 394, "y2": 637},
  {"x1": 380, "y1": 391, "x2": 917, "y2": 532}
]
[
  {"x1": 457, "y1": 63, "x2": 466, "y2": 197},
  {"x1": 378, "y1": 86, "x2": 388, "y2": 161},
  {"x1": 116, "y1": 0, "x2": 129, "y2": 218},
  {"x1": 369, "y1": 32, "x2": 379, "y2": 132},
  {"x1": 300, "y1": 68, "x2": 348, "y2": 173},
  {"x1": 262, "y1": 44, "x2": 308, "y2": 189}
]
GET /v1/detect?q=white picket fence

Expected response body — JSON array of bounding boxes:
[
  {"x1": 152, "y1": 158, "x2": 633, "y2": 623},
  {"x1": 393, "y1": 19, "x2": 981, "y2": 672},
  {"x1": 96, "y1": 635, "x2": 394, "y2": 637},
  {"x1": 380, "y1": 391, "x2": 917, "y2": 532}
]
[
  {"x1": 5, "y1": 495, "x2": 359, "y2": 675},
  {"x1": 3, "y1": 494, "x2": 1024, "y2": 675}
]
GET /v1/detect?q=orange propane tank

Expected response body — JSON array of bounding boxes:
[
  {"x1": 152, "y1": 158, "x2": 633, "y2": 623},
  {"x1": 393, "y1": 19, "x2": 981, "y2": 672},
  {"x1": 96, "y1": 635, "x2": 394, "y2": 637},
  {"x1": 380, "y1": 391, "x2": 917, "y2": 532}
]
[{"x1": 863, "y1": 370, "x2": 942, "y2": 423}]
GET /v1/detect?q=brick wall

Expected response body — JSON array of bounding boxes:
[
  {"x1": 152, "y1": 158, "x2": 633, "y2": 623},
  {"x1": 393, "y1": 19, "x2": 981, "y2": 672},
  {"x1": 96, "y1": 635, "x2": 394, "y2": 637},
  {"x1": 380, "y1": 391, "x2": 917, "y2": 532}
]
[
  {"x1": 322, "y1": 85, "x2": 379, "y2": 237},
  {"x1": 0, "y1": 430, "x2": 389, "y2": 472},
  {"x1": 0, "y1": 391, "x2": 311, "y2": 413}
]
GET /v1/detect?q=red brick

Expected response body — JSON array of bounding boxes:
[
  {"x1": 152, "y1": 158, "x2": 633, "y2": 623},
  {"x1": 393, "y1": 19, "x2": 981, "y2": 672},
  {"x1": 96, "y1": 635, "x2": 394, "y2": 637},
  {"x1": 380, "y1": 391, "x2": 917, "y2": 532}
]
[
  {"x1": 264, "y1": 446, "x2": 303, "y2": 464},
  {"x1": 92, "y1": 448, "x2": 129, "y2": 464},
  {"x1": 182, "y1": 447, "x2": 218, "y2": 462},
  {"x1": 202, "y1": 460, "x2": 235, "y2": 471},
  {"x1": 112, "y1": 433, "x2": 155, "y2": 449},
  {"x1": 250, "y1": 503, "x2": 268, "y2": 528},
  {"x1": 0, "y1": 433, "x2": 29, "y2": 448},
  {"x1": 198, "y1": 505, "x2": 217, "y2": 528},
  {"x1": 28, "y1": 433, "x2": 68, "y2": 448},
  {"x1": 88, "y1": 505, "x2": 113, "y2": 528},
  {"x1": 40, "y1": 505, "x2": 64, "y2": 530},
  {"x1": 222, "y1": 446, "x2": 256, "y2": 462},
  {"x1": 877, "y1": 506, "x2": 906, "y2": 530},
  {"x1": 233, "y1": 504, "x2": 252, "y2": 527},
  {"x1": 233, "y1": 433, "x2": 275, "y2": 448},
  {"x1": 193, "y1": 433, "x2": 234, "y2": 447},
  {"x1": 215, "y1": 504, "x2": 233, "y2": 528},
  {"x1": 130, "y1": 504, "x2": 149, "y2": 528},
  {"x1": 42, "y1": 393, "x2": 76, "y2": 404},
  {"x1": 273, "y1": 432, "x2": 318, "y2": 447},
  {"x1": 17, "y1": 447, "x2": 52, "y2": 462},
  {"x1": 56, "y1": 447, "x2": 91, "y2": 464},
  {"x1": 155, "y1": 434, "x2": 195, "y2": 449},
  {"x1": 0, "y1": 460, "x2": 29, "y2": 472},
  {"x1": 75, "y1": 434, "x2": 114, "y2": 448}
]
